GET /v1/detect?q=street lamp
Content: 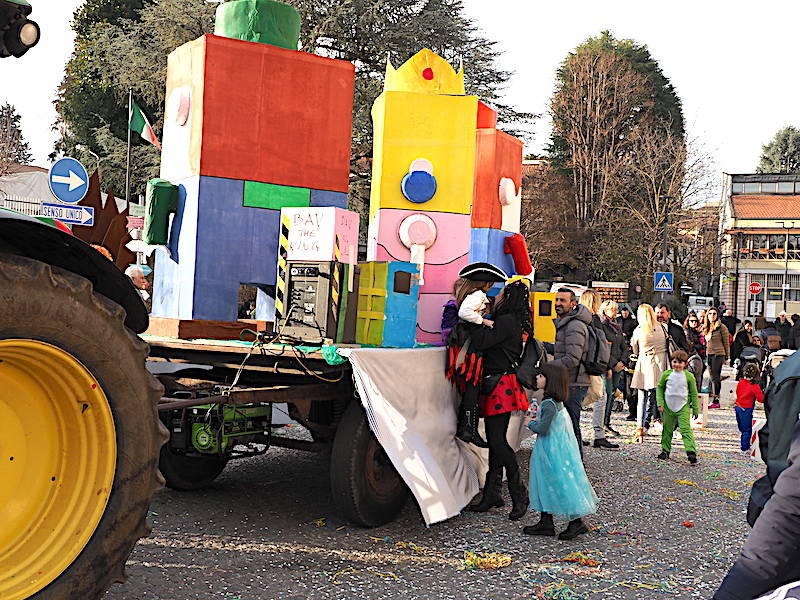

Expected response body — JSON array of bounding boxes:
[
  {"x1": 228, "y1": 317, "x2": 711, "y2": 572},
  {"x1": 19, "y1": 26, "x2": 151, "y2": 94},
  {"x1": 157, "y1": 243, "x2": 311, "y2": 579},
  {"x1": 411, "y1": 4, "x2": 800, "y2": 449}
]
[
  {"x1": 778, "y1": 221, "x2": 795, "y2": 312},
  {"x1": 75, "y1": 144, "x2": 100, "y2": 173}
]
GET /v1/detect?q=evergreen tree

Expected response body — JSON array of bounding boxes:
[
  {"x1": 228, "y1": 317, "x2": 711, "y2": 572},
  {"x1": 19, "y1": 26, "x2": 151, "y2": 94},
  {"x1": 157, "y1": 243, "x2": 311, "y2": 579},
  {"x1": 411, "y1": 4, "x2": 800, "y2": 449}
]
[
  {"x1": 0, "y1": 102, "x2": 33, "y2": 170},
  {"x1": 757, "y1": 126, "x2": 800, "y2": 173}
]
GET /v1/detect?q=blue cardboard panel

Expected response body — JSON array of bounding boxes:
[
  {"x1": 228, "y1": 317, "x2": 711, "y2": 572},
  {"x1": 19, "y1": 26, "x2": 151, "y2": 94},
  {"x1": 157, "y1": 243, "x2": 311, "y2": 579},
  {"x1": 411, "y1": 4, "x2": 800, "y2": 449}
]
[
  {"x1": 383, "y1": 261, "x2": 420, "y2": 348},
  {"x1": 469, "y1": 228, "x2": 516, "y2": 278},
  {"x1": 152, "y1": 177, "x2": 200, "y2": 319},
  {"x1": 193, "y1": 176, "x2": 281, "y2": 321},
  {"x1": 309, "y1": 188, "x2": 348, "y2": 209}
]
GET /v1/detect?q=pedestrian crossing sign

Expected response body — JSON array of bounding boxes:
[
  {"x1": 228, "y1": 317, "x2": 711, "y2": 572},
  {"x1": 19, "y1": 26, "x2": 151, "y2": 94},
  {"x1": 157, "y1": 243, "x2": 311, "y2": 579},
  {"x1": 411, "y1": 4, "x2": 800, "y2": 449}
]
[{"x1": 654, "y1": 271, "x2": 674, "y2": 292}]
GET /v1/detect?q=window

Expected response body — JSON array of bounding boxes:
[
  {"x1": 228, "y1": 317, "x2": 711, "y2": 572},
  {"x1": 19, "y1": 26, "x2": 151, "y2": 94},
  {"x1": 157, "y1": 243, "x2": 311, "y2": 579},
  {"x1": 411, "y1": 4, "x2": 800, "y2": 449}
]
[
  {"x1": 538, "y1": 299, "x2": 553, "y2": 317},
  {"x1": 790, "y1": 234, "x2": 800, "y2": 259},
  {"x1": 744, "y1": 183, "x2": 760, "y2": 193},
  {"x1": 732, "y1": 183, "x2": 744, "y2": 194},
  {"x1": 393, "y1": 271, "x2": 411, "y2": 294},
  {"x1": 795, "y1": 182, "x2": 800, "y2": 193},
  {"x1": 761, "y1": 183, "x2": 778, "y2": 194},
  {"x1": 769, "y1": 234, "x2": 786, "y2": 258},
  {"x1": 778, "y1": 182, "x2": 795, "y2": 193}
]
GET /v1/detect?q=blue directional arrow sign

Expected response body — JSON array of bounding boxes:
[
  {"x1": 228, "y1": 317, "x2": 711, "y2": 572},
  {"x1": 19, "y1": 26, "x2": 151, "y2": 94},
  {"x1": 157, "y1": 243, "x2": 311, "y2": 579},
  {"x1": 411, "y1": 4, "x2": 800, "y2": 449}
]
[
  {"x1": 48, "y1": 157, "x2": 89, "y2": 204},
  {"x1": 654, "y1": 271, "x2": 674, "y2": 292},
  {"x1": 41, "y1": 202, "x2": 95, "y2": 226}
]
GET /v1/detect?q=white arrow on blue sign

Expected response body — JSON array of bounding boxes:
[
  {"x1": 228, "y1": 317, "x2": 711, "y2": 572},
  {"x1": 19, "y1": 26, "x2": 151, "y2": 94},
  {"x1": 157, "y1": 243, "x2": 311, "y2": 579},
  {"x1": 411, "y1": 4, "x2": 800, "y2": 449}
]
[
  {"x1": 654, "y1": 271, "x2": 674, "y2": 292},
  {"x1": 48, "y1": 157, "x2": 89, "y2": 204},
  {"x1": 41, "y1": 202, "x2": 95, "y2": 226}
]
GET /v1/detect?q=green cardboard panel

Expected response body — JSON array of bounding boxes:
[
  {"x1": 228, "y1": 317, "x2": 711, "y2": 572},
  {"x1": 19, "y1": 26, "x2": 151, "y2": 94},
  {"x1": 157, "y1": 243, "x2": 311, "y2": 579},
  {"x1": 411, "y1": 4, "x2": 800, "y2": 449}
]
[
  {"x1": 214, "y1": 0, "x2": 301, "y2": 50},
  {"x1": 144, "y1": 178, "x2": 178, "y2": 245},
  {"x1": 243, "y1": 181, "x2": 310, "y2": 209}
]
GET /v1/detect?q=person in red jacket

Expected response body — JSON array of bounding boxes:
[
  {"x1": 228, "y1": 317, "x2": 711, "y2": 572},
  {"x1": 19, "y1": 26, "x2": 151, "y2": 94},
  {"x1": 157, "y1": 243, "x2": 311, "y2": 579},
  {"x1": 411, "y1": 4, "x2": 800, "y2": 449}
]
[{"x1": 735, "y1": 363, "x2": 764, "y2": 452}]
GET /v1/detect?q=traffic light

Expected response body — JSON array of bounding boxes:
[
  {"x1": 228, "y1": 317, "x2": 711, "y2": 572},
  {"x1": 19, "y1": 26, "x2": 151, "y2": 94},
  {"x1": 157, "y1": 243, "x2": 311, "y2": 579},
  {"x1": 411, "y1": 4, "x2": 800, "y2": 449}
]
[{"x1": 0, "y1": 0, "x2": 39, "y2": 58}]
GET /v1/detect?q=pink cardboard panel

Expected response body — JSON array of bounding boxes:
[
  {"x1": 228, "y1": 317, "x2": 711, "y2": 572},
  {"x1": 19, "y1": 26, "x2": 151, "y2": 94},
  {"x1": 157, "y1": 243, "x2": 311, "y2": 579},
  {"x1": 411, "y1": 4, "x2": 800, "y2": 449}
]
[
  {"x1": 372, "y1": 245, "x2": 467, "y2": 295},
  {"x1": 368, "y1": 208, "x2": 470, "y2": 263},
  {"x1": 281, "y1": 206, "x2": 359, "y2": 263},
  {"x1": 416, "y1": 292, "x2": 452, "y2": 344}
]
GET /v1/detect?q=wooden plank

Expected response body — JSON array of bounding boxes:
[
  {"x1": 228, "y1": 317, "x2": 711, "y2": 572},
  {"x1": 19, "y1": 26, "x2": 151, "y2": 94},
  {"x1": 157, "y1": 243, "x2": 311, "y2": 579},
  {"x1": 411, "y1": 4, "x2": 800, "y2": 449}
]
[{"x1": 145, "y1": 317, "x2": 271, "y2": 341}]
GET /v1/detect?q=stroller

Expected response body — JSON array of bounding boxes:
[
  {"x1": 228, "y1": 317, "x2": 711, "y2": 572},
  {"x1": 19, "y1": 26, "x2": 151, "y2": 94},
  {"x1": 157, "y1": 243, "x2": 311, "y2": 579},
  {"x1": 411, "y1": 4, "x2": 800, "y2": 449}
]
[
  {"x1": 735, "y1": 345, "x2": 768, "y2": 387},
  {"x1": 763, "y1": 349, "x2": 796, "y2": 388}
]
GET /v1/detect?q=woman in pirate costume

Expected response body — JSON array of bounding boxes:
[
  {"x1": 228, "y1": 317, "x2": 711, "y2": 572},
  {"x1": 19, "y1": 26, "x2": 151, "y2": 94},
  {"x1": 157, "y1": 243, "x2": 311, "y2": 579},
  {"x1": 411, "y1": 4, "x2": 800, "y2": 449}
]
[{"x1": 446, "y1": 263, "x2": 530, "y2": 520}]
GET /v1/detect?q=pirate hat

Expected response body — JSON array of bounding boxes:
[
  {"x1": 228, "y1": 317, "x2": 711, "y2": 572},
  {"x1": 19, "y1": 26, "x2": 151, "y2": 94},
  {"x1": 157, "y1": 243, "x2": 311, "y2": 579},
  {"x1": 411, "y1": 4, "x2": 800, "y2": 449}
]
[{"x1": 458, "y1": 262, "x2": 508, "y2": 283}]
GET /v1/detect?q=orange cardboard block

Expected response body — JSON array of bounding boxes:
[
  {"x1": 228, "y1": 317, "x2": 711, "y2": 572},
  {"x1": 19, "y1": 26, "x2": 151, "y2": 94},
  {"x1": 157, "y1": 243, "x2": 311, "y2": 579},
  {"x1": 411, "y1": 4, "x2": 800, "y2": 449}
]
[
  {"x1": 161, "y1": 35, "x2": 354, "y2": 193},
  {"x1": 472, "y1": 129, "x2": 523, "y2": 229}
]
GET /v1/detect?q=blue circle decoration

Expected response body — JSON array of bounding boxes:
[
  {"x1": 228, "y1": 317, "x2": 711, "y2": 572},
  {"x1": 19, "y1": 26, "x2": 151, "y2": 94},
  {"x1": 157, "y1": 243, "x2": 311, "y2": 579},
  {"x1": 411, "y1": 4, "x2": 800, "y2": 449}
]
[
  {"x1": 48, "y1": 157, "x2": 90, "y2": 204},
  {"x1": 401, "y1": 171, "x2": 437, "y2": 203}
]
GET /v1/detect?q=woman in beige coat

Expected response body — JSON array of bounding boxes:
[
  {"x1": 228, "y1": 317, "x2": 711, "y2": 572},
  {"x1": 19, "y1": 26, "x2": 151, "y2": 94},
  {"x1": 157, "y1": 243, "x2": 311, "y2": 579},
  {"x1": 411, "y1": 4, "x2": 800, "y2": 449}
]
[{"x1": 630, "y1": 304, "x2": 669, "y2": 442}]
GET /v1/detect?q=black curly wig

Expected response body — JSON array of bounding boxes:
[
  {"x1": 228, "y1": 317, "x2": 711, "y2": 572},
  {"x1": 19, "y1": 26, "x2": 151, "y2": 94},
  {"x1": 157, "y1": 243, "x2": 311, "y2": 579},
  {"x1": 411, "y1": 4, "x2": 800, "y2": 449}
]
[{"x1": 493, "y1": 280, "x2": 532, "y2": 336}]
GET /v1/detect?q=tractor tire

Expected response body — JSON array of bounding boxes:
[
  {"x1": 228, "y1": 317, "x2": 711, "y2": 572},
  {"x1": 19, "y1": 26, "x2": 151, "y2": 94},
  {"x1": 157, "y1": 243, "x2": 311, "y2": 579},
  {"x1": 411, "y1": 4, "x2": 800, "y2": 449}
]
[
  {"x1": 329, "y1": 401, "x2": 408, "y2": 527},
  {"x1": 159, "y1": 444, "x2": 228, "y2": 491},
  {"x1": 0, "y1": 254, "x2": 167, "y2": 600}
]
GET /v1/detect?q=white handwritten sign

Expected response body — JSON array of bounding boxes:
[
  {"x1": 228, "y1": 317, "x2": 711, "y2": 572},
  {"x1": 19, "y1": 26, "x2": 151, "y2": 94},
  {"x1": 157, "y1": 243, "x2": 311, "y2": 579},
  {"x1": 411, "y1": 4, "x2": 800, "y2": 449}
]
[{"x1": 280, "y1": 207, "x2": 359, "y2": 263}]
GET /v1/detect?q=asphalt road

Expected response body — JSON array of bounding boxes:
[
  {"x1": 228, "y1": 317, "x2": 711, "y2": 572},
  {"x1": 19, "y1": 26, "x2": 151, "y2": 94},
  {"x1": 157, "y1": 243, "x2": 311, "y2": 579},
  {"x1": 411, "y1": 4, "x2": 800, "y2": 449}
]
[{"x1": 105, "y1": 407, "x2": 763, "y2": 600}]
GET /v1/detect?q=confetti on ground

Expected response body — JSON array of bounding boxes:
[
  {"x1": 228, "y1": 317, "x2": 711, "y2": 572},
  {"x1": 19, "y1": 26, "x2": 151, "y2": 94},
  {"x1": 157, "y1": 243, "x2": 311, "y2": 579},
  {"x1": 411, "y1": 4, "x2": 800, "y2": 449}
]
[
  {"x1": 674, "y1": 479, "x2": 741, "y2": 500},
  {"x1": 551, "y1": 552, "x2": 602, "y2": 567},
  {"x1": 394, "y1": 541, "x2": 428, "y2": 554},
  {"x1": 330, "y1": 567, "x2": 399, "y2": 585},
  {"x1": 459, "y1": 550, "x2": 512, "y2": 570},
  {"x1": 683, "y1": 521, "x2": 695, "y2": 528},
  {"x1": 310, "y1": 518, "x2": 326, "y2": 527},
  {"x1": 705, "y1": 470, "x2": 723, "y2": 479}
]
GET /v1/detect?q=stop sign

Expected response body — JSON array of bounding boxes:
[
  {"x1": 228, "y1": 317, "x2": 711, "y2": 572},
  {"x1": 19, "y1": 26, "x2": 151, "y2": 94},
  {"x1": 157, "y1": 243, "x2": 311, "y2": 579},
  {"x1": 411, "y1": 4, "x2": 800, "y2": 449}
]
[{"x1": 749, "y1": 282, "x2": 763, "y2": 295}]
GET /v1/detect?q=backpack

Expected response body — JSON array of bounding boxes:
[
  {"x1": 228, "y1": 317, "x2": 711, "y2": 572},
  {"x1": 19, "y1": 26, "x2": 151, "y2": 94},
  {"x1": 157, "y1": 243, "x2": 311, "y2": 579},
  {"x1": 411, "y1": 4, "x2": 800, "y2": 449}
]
[
  {"x1": 582, "y1": 320, "x2": 611, "y2": 376},
  {"x1": 516, "y1": 337, "x2": 548, "y2": 389}
]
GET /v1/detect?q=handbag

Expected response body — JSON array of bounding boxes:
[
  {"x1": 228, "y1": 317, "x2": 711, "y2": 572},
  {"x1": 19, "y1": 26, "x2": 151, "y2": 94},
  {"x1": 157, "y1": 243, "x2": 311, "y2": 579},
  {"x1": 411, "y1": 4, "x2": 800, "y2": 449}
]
[
  {"x1": 661, "y1": 324, "x2": 679, "y2": 365},
  {"x1": 583, "y1": 375, "x2": 605, "y2": 407}
]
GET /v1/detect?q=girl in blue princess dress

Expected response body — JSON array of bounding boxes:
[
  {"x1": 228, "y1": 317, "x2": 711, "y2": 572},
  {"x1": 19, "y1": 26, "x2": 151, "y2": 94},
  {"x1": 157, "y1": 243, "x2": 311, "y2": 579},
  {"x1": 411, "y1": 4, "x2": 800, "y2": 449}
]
[{"x1": 523, "y1": 363, "x2": 599, "y2": 540}]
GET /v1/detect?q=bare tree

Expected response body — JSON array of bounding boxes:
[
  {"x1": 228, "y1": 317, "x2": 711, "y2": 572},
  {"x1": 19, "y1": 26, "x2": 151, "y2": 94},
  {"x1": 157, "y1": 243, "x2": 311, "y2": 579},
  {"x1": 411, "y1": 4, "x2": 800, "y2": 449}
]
[{"x1": 619, "y1": 123, "x2": 716, "y2": 289}]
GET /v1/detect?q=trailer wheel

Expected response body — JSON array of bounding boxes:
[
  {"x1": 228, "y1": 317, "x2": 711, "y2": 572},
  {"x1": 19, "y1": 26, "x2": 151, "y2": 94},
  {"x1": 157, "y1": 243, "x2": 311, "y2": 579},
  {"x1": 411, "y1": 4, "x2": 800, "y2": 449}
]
[
  {"x1": 330, "y1": 401, "x2": 408, "y2": 527},
  {"x1": 0, "y1": 254, "x2": 166, "y2": 600},
  {"x1": 159, "y1": 444, "x2": 228, "y2": 491}
]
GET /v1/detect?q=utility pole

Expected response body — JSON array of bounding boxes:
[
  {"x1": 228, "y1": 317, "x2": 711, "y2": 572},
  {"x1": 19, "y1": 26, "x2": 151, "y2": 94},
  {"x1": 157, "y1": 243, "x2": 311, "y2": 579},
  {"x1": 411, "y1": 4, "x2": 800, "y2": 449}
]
[
  {"x1": 780, "y1": 221, "x2": 795, "y2": 312},
  {"x1": 659, "y1": 195, "x2": 673, "y2": 301}
]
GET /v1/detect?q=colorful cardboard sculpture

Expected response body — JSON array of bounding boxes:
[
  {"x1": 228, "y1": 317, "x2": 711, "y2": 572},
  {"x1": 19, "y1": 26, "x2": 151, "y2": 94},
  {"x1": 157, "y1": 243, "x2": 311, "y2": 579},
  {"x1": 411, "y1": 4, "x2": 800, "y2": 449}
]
[
  {"x1": 367, "y1": 49, "x2": 531, "y2": 344},
  {"x1": 152, "y1": 0, "x2": 355, "y2": 322},
  {"x1": 356, "y1": 262, "x2": 419, "y2": 348}
]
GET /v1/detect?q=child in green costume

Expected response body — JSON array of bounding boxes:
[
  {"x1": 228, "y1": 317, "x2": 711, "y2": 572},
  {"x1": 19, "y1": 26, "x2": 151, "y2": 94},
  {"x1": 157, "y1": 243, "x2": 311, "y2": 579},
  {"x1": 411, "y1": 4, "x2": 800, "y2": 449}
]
[{"x1": 655, "y1": 350, "x2": 699, "y2": 464}]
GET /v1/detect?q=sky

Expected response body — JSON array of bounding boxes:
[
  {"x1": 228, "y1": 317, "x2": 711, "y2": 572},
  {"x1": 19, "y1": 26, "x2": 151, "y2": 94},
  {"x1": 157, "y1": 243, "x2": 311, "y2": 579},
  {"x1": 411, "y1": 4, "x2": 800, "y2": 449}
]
[{"x1": 4, "y1": 0, "x2": 800, "y2": 202}]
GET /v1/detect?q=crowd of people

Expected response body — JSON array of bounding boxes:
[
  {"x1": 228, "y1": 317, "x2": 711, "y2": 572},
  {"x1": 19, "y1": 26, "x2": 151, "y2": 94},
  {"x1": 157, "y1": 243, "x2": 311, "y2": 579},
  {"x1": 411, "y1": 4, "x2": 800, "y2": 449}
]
[{"x1": 444, "y1": 263, "x2": 799, "y2": 599}]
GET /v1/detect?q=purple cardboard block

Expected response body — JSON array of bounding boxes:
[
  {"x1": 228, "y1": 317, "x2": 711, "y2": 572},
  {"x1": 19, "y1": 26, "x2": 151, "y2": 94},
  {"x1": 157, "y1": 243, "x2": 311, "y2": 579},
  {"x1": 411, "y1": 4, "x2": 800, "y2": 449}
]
[
  {"x1": 152, "y1": 175, "x2": 282, "y2": 321},
  {"x1": 469, "y1": 227, "x2": 516, "y2": 277},
  {"x1": 310, "y1": 188, "x2": 348, "y2": 209}
]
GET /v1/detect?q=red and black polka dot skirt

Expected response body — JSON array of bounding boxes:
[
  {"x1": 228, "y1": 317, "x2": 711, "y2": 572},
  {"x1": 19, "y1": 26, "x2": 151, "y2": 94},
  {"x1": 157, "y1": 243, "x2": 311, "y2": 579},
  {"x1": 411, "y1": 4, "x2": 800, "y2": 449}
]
[{"x1": 480, "y1": 374, "x2": 529, "y2": 417}]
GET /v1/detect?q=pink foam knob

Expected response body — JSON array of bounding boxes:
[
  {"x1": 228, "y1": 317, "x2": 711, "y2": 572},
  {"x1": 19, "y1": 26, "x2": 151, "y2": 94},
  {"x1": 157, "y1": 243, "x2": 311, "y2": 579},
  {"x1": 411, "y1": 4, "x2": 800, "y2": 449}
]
[{"x1": 399, "y1": 213, "x2": 437, "y2": 249}]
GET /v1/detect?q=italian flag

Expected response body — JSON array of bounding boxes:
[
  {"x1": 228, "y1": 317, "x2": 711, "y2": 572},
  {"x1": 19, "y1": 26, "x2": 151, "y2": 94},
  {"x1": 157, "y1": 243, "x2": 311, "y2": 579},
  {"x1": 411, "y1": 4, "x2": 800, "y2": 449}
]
[{"x1": 129, "y1": 100, "x2": 161, "y2": 150}]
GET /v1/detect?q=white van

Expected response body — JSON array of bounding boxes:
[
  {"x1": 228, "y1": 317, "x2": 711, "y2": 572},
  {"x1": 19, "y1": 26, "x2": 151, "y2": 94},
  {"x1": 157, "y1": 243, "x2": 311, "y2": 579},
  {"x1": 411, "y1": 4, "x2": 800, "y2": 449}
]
[{"x1": 687, "y1": 295, "x2": 714, "y2": 314}]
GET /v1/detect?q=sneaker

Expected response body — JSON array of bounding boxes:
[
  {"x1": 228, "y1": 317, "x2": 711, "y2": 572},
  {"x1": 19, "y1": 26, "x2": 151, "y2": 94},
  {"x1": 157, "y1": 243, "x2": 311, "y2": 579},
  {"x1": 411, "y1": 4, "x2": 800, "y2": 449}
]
[
  {"x1": 593, "y1": 438, "x2": 619, "y2": 449},
  {"x1": 708, "y1": 403, "x2": 721, "y2": 409},
  {"x1": 582, "y1": 440, "x2": 590, "y2": 446},
  {"x1": 656, "y1": 451, "x2": 670, "y2": 460},
  {"x1": 687, "y1": 452, "x2": 698, "y2": 464},
  {"x1": 604, "y1": 426, "x2": 621, "y2": 437}
]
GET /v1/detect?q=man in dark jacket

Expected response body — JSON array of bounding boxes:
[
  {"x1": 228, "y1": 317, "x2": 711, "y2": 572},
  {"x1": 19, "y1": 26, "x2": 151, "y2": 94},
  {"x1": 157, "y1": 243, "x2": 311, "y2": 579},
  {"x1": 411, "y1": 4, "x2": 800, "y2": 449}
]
[
  {"x1": 655, "y1": 304, "x2": 690, "y2": 352},
  {"x1": 714, "y1": 418, "x2": 800, "y2": 599},
  {"x1": 721, "y1": 309, "x2": 740, "y2": 340},
  {"x1": 601, "y1": 311, "x2": 625, "y2": 436},
  {"x1": 777, "y1": 311, "x2": 793, "y2": 349},
  {"x1": 550, "y1": 289, "x2": 592, "y2": 455},
  {"x1": 616, "y1": 306, "x2": 637, "y2": 342}
]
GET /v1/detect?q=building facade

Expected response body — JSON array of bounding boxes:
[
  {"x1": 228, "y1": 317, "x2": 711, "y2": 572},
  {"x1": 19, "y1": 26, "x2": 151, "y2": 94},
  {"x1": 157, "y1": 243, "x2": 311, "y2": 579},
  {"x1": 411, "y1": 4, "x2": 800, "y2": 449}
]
[{"x1": 719, "y1": 173, "x2": 800, "y2": 320}]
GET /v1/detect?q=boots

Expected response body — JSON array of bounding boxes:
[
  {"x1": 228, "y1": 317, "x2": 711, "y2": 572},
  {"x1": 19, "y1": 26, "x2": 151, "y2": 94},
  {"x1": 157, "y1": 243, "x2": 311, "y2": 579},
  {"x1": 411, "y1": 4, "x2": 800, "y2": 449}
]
[
  {"x1": 468, "y1": 468, "x2": 504, "y2": 512},
  {"x1": 456, "y1": 387, "x2": 489, "y2": 448},
  {"x1": 522, "y1": 512, "x2": 555, "y2": 536},
  {"x1": 558, "y1": 518, "x2": 589, "y2": 540},
  {"x1": 507, "y1": 468, "x2": 529, "y2": 520}
]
